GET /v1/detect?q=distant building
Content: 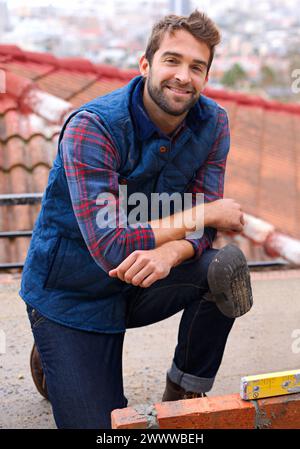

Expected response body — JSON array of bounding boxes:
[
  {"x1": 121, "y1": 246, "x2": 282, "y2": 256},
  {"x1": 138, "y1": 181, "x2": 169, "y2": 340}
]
[
  {"x1": 0, "y1": 1, "x2": 10, "y2": 35},
  {"x1": 169, "y1": 0, "x2": 192, "y2": 15}
]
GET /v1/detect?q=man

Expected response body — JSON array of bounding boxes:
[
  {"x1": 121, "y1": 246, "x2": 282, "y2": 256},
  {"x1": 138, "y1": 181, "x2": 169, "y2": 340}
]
[{"x1": 21, "y1": 11, "x2": 253, "y2": 429}]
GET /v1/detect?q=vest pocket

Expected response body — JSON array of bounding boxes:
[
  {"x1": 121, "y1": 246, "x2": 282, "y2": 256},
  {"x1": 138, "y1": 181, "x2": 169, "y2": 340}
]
[
  {"x1": 43, "y1": 235, "x2": 86, "y2": 291},
  {"x1": 43, "y1": 235, "x2": 65, "y2": 289},
  {"x1": 43, "y1": 236, "x2": 122, "y2": 296}
]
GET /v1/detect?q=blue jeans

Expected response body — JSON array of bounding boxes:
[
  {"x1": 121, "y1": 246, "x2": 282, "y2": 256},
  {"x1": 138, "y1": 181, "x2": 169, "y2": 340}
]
[{"x1": 26, "y1": 248, "x2": 235, "y2": 429}]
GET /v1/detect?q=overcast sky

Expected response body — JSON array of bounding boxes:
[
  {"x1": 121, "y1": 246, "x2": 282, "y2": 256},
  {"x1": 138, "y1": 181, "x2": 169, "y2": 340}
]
[
  {"x1": 6, "y1": 0, "x2": 298, "y2": 7},
  {"x1": 8, "y1": 0, "x2": 151, "y2": 6}
]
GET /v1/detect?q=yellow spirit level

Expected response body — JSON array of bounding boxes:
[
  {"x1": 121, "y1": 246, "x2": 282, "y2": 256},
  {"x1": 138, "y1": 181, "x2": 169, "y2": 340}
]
[{"x1": 240, "y1": 369, "x2": 300, "y2": 400}]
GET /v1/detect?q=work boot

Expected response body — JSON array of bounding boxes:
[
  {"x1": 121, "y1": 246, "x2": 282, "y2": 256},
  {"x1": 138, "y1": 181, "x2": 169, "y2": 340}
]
[
  {"x1": 30, "y1": 343, "x2": 49, "y2": 400},
  {"x1": 203, "y1": 244, "x2": 253, "y2": 318},
  {"x1": 162, "y1": 375, "x2": 207, "y2": 402}
]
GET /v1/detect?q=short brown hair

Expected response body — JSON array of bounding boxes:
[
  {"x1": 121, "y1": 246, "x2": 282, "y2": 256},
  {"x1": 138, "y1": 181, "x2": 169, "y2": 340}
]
[{"x1": 145, "y1": 10, "x2": 221, "y2": 74}]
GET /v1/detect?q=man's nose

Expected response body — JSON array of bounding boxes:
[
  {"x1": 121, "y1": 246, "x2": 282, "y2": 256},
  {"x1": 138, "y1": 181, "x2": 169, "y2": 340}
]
[{"x1": 174, "y1": 66, "x2": 191, "y2": 84}]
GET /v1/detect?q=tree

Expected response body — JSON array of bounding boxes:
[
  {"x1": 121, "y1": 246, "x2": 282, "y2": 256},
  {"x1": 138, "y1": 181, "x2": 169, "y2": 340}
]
[
  {"x1": 260, "y1": 65, "x2": 277, "y2": 86},
  {"x1": 221, "y1": 63, "x2": 248, "y2": 88}
]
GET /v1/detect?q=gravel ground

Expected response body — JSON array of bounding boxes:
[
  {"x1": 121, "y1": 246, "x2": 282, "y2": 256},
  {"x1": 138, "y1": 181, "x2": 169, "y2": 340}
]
[{"x1": 1, "y1": 272, "x2": 300, "y2": 428}]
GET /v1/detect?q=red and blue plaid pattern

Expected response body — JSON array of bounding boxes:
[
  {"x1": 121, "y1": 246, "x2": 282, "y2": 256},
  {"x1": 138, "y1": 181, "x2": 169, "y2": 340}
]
[{"x1": 61, "y1": 105, "x2": 229, "y2": 271}]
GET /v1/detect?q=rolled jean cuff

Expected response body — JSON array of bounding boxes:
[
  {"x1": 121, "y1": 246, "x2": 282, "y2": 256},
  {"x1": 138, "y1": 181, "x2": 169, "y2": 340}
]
[{"x1": 168, "y1": 360, "x2": 215, "y2": 393}]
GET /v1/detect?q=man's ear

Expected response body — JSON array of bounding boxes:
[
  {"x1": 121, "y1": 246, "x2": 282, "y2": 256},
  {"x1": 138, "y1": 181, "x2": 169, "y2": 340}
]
[{"x1": 139, "y1": 54, "x2": 150, "y2": 77}]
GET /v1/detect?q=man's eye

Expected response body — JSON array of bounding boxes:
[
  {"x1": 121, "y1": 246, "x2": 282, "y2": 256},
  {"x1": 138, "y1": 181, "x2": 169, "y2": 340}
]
[
  {"x1": 165, "y1": 58, "x2": 176, "y2": 63},
  {"x1": 193, "y1": 66, "x2": 203, "y2": 72}
]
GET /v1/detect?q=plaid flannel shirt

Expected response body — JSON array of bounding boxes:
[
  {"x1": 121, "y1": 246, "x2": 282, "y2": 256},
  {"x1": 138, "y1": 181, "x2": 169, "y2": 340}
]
[{"x1": 61, "y1": 91, "x2": 229, "y2": 273}]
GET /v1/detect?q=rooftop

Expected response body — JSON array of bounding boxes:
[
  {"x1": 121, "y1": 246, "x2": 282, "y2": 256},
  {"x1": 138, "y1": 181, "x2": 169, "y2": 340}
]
[{"x1": 0, "y1": 44, "x2": 300, "y2": 265}]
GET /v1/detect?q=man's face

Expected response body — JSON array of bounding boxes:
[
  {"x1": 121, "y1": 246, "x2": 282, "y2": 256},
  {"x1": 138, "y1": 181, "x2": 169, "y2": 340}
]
[{"x1": 140, "y1": 29, "x2": 210, "y2": 117}]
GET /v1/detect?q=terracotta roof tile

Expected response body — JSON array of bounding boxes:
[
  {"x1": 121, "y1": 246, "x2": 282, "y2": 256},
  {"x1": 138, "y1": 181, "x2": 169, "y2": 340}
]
[
  {"x1": 0, "y1": 136, "x2": 57, "y2": 178},
  {"x1": 0, "y1": 70, "x2": 72, "y2": 124},
  {"x1": 0, "y1": 197, "x2": 7, "y2": 228},
  {"x1": 224, "y1": 104, "x2": 264, "y2": 216},
  {"x1": 95, "y1": 64, "x2": 131, "y2": 79},
  {"x1": 24, "y1": 91, "x2": 72, "y2": 124},
  {"x1": 257, "y1": 110, "x2": 298, "y2": 237},
  {"x1": 0, "y1": 45, "x2": 25, "y2": 60},
  {"x1": 58, "y1": 57, "x2": 97, "y2": 73},
  {"x1": 0, "y1": 110, "x2": 60, "y2": 141},
  {"x1": 69, "y1": 78, "x2": 125, "y2": 106},
  {"x1": 2, "y1": 69, "x2": 33, "y2": 100},
  {"x1": 0, "y1": 239, "x2": 10, "y2": 264},
  {"x1": 214, "y1": 232, "x2": 273, "y2": 262},
  {"x1": 0, "y1": 170, "x2": 9, "y2": 195},
  {"x1": 2, "y1": 137, "x2": 28, "y2": 170},
  {"x1": 205, "y1": 86, "x2": 300, "y2": 115},
  {"x1": 30, "y1": 164, "x2": 52, "y2": 193},
  {"x1": 2, "y1": 60, "x2": 54, "y2": 80},
  {"x1": 28, "y1": 135, "x2": 57, "y2": 170},
  {"x1": 0, "y1": 44, "x2": 300, "y2": 264},
  {"x1": 9, "y1": 165, "x2": 30, "y2": 193},
  {"x1": 216, "y1": 100, "x2": 238, "y2": 126},
  {"x1": 15, "y1": 238, "x2": 30, "y2": 264},
  {"x1": 0, "y1": 95, "x2": 18, "y2": 115},
  {"x1": 1, "y1": 110, "x2": 22, "y2": 141},
  {"x1": 21, "y1": 49, "x2": 58, "y2": 66},
  {"x1": 36, "y1": 69, "x2": 98, "y2": 100}
]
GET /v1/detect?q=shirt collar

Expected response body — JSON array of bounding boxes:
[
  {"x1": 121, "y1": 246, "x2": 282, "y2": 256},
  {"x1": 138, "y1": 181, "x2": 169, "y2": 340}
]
[
  {"x1": 131, "y1": 77, "x2": 159, "y2": 140},
  {"x1": 130, "y1": 76, "x2": 210, "y2": 141}
]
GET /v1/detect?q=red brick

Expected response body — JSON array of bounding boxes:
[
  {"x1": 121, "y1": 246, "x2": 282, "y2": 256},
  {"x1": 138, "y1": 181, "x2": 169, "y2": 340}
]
[
  {"x1": 111, "y1": 407, "x2": 148, "y2": 429},
  {"x1": 155, "y1": 394, "x2": 256, "y2": 429},
  {"x1": 256, "y1": 393, "x2": 300, "y2": 429}
]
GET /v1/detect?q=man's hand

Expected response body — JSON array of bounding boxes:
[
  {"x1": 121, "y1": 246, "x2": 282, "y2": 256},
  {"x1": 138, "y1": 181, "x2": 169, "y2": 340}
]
[
  {"x1": 108, "y1": 246, "x2": 177, "y2": 288},
  {"x1": 205, "y1": 198, "x2": 244, "y2": 232}
]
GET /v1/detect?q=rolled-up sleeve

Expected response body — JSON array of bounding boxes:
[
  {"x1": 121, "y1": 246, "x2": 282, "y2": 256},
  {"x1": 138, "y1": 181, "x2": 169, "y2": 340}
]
[
  {"x1": 60, "y1": 110, "x2": 156, "y2": 273},
  {"x1": 184, "y1": 107, "x2": 230, "y2": 260}
]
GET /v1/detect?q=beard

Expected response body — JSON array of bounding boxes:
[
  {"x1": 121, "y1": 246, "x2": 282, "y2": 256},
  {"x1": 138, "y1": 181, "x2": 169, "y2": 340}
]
[{"x1": 146, "y1": 70, "x2": 199, "y2": 117}]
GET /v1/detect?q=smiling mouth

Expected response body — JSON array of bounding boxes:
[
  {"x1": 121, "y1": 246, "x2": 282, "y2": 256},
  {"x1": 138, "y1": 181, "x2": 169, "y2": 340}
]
[{"x1": 166, "y1": 86, "x2": 193, "y2": 96}]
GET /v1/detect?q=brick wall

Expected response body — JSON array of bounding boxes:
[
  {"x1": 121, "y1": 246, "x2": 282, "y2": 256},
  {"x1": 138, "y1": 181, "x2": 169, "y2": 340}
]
[{"x1": 111, "y1": 393, "x2": 300, "y2": 429}]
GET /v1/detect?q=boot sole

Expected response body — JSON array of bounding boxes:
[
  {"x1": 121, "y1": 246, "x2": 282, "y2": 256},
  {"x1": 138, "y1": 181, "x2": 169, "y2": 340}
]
[{"x1": 206, "y1": 244, "x2": 253, "y2": 318}]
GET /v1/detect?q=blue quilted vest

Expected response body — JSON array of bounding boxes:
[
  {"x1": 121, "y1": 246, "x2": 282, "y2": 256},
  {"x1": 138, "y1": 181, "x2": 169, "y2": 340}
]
[{"x1": 19, "y1": 76, "x2": 221, "y2": 333}]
